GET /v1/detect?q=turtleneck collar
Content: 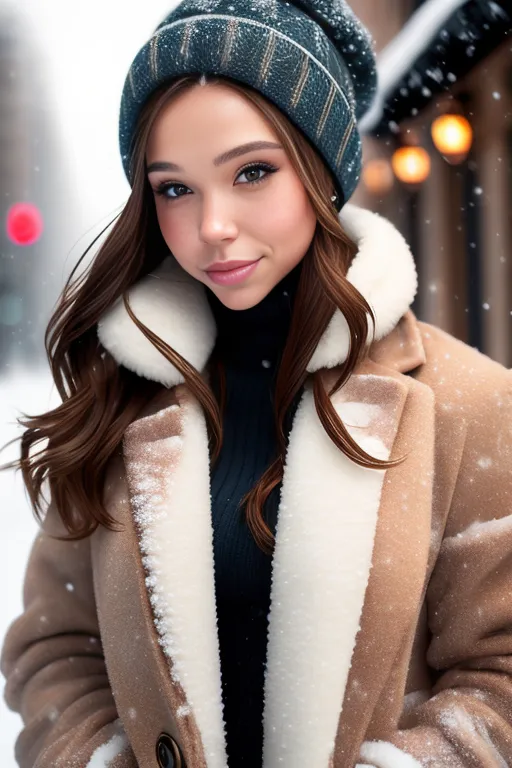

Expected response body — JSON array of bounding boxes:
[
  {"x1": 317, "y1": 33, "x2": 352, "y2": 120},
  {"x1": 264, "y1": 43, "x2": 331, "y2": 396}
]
[{"x1": 205, "y1": 259, "x2": 304, "y2": 372}]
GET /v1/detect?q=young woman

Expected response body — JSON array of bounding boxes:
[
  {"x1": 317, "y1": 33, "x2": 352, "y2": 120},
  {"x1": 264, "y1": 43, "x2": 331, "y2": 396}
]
[{"x1": 2, "y1": 1, "x2": 512, "y2": 767}]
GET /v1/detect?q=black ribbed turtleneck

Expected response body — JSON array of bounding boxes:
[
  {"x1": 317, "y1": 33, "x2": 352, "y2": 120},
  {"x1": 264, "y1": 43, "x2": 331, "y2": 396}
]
[
  {"x1": 206, "y1": 258, "x2": 303, "y2": 370},
  {"x1": 205, "y1": 260, "x2": 305, "y2": 767}
]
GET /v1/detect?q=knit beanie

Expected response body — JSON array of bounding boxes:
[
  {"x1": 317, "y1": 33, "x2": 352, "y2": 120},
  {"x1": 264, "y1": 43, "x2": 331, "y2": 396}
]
[{"x1": 118, "y1": 0, "x2": 377, "y2": 208}]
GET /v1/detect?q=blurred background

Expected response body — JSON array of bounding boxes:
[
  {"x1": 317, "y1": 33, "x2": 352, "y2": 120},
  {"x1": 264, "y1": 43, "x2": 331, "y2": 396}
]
[
  {"x1": 352, "y1": 0, "x2": 512, "y2": 368},
  {"x1": 0, "y1": 0, "x2": 511, "y2": 763}
]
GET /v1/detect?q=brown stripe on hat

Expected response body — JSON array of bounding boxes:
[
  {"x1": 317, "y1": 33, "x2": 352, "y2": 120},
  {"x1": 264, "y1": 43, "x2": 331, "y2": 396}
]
[
  {"x1": 149, "y1": 31, "x2": 162, "y2": 80},
  {"x1": 335, "y1": 117, "x2": 355, "y2": 170},
  {"x1": 316, "y1": 80, "x2": 336, "y2": 140},
  {"x1": 220, "y1": 18, "x2": 239, "y2": 70},
  {"x1": 180, "y1": 20, "x2": 194, "y2": 62},
  {"x1": 290, "y1": 52, "x2": 310, "y2": 110},
  {"x1": 258, "y1": 29, "x2": 277, "y2": 87}
]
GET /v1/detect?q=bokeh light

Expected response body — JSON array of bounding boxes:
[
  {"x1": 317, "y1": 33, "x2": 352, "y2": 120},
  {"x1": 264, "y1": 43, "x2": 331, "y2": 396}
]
[
  {"x1": 391, "y1": 146, "x2": 431, "y2": 185},
  {"x1": 362, "y1": 158, "x2": 395, "y2": 195},
  {"x1": 6, "y1": 203, "x2": 44, "y2": 246},
  {"x1": 431, "y1": 114, "x2": 473, "y2": 165}
]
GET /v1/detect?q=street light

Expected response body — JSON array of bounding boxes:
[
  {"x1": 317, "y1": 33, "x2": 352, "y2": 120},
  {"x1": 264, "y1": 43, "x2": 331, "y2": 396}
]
[
  {"x1": 431, "y1": 114, "x2": 473, "y2": 165},
  {"x1": 391, "y1": 146, "x2": 431, "y2": 185},
  {"x1": 362, "y1": 158, "x2": 395, "y2": 195}
]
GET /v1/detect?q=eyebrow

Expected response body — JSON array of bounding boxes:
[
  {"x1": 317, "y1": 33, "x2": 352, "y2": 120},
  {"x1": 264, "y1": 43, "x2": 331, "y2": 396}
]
[{"x1": 146, "y1": 140, "x2": 283, "y2": 174}]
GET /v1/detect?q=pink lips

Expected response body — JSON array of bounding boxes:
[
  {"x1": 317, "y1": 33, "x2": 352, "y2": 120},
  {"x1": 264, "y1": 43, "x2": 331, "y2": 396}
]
[
  {"x1": 206, "y1": 258, "x2": 258, "y2": 272},
  {"x1": 206, "y1": 258, "x2": 262, "y2": 286}
]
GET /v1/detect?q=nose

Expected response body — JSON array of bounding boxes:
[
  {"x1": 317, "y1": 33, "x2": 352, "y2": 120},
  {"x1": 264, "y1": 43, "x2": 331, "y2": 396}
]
[{"x1": 198, "y1": 193, "x2": 238, "y2": 244}]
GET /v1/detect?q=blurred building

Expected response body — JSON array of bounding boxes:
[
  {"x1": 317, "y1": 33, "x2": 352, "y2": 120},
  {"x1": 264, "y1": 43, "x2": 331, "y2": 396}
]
[
  {"x1": 0, "y1": 7, "x2": 40, "y2": 364},
  {"x1": 352, "y1": 0, "x2": 512, "y2": 367},
  {"x1": 0, "y1": 5, "x2": 67, "y2": 369}
]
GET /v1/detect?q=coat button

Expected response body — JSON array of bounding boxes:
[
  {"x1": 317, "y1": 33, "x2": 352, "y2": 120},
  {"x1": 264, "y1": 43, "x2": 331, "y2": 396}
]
[{"x1": 156, "y1": 733, "x2": 185, "y2": 768}]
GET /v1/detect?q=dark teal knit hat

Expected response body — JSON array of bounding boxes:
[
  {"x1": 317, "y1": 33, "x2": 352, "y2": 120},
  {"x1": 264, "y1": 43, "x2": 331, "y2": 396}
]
[{"x1": 119, "y1": 0, "x2": 377, "y2": 208}]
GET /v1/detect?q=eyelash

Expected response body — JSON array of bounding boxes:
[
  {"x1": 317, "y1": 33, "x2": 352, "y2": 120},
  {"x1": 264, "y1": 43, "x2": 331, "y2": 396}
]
[{"x1": 153, "y1": 162, "x2": 278, "y2": 201}]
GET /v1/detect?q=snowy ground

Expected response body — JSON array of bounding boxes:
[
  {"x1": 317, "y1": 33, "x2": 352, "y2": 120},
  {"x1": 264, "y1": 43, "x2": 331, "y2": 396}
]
[{"x1": 0, "y1": 365, "x2": 57, "y2": 765}]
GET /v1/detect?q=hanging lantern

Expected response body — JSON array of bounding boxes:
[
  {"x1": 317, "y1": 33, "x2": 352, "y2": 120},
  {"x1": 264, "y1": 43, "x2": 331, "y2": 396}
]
[
  {"x1": 362, "y1": 158, "x2": 395, "y2": 195},
  {"x1": 391, "y1": 146, "x2": 431, "y2": 185},
  {"x1": 431, "y1": 114, "x2": 473, "y2": 164}
]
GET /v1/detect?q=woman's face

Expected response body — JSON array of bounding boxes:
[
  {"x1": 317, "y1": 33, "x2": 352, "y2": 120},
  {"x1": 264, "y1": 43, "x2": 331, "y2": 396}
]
[{"x1": 145, "y1": 83, "x2": 318, "y2": 310}]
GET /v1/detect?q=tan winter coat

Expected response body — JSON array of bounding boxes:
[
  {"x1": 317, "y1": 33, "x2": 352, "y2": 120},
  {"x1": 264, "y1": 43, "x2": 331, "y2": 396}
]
[{"x1": 2, "y1": 205, "x2": 512, "y2": 768}]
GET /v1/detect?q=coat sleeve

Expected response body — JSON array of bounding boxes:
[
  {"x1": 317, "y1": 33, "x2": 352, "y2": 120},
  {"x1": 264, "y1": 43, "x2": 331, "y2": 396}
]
[
  {"x1": 358, "y1": 361, "x2": 512, "y2": 768},
  {"x1": 1, "y1": 501, "x2": 138, "y2": 768}
]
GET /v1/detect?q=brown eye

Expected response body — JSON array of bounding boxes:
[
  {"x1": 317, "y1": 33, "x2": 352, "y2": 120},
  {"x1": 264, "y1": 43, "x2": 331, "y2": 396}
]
[
  {"x1": 154, "y1": 182, "x2": 189, "y2": 200},
  {"x1": 236, "y1": 162, "x2": 278, "y2": 187}
]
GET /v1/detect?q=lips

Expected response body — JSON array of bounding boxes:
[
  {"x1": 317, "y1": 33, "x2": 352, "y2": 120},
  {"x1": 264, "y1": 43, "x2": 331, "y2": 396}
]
[
  {"x1": 206, "y1": 258, "x2": 262, "y2": 286},
  {"x1": 206, "y1": 259, "x2": 259, "y2": 273}
]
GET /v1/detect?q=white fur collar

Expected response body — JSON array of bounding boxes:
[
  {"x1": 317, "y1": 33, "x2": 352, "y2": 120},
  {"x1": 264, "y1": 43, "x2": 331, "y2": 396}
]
[{"x1": 97, "y1": 205, "x2": 417, "y2": 387}]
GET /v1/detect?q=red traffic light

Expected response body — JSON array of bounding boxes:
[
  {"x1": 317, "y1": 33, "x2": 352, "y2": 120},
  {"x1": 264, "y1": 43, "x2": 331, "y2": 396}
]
[{"x1": 6, "y1": 202, "x2": 44, "y2": 246}]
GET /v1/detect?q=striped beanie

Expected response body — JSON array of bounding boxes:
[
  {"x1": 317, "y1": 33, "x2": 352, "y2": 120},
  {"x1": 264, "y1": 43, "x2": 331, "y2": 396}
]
[{"x1": 118, "y1": 0, "x2": 377, "y2": 208}]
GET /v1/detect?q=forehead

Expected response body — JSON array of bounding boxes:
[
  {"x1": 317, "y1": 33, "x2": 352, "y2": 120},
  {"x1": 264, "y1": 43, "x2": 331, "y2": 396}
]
[{"x1": 146, "y1": 84, "x2": 278, "y2": 158}]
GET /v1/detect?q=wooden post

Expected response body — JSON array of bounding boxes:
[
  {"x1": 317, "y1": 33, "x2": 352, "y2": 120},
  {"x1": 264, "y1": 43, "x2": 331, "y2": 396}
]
[{"x1": 470, "y1": 48, "x2": 512, "y2": 367}]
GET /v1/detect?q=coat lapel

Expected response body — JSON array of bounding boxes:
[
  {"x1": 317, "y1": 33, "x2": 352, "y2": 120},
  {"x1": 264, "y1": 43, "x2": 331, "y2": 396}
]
[
  {"x1": 262, "y1": 363, "x2": 412, "y2": 767},
  {"x1": 123, "y1": 385, "x2": 228, "y2": 768},
  {"x1": 331, "y1": 363, "x2": 435, "y2": 767}
]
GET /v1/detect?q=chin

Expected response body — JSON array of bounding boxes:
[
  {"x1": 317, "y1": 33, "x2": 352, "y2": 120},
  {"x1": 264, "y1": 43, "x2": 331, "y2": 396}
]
[{"x1": 214, "y1": 285, "x2": 268, "y2": 311}]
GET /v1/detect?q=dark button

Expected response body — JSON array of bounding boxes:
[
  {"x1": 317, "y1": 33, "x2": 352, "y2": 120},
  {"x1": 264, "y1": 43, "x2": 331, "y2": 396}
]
[{"x1": 156, "y1": 733, "x2": 185, "y2": 768}]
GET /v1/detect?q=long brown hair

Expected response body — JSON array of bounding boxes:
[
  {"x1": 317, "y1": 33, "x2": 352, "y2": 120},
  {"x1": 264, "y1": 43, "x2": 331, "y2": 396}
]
[{"x1": 1, "y1": 74, "x2": 402, "y2": 554}]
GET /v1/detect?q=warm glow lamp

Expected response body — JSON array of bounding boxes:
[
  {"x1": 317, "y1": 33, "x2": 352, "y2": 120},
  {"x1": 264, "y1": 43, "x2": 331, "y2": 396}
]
[
  {"x1": 361, "y1": 158, "x2": 394, "y2": 195},
  {"x1": 431, "y1": 114, "x2": 473, "y2": 164},
  {"x1": 391, "y1": 146, "x2": 431, "y2": 185}
]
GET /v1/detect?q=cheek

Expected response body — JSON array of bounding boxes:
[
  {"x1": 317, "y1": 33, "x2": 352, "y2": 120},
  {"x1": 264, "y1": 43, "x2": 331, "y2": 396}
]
[
  {"x1": 156, "y1": 207, "x2": 194, "y2": 256},
  {"x1": 265, "y1": 193, "x2": 316, "y2": 246},
  {"x1": 155, "y1": 208, "x2": 203, "y2": 278}
]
